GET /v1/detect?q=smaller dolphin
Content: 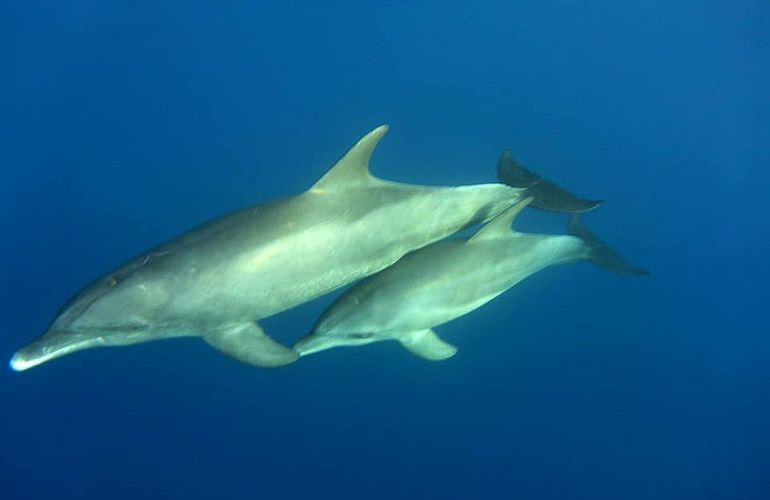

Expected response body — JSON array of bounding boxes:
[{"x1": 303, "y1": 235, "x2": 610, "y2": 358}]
[
  {"x1": 295, "y1": 198, "x2": 646, "y2": 359},
  {"x1": 497, "y1": 151, "x2": 602, "y2": 213}
]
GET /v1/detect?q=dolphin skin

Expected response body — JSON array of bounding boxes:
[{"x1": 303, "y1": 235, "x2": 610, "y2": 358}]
[
  {"x1": 295, "y1": 198, "x2": 646, "y2": 359},
  {"x1": 10, "y1": 126, "x2": 525, "y2": 371},
  {"x1": 497, "y1": 151, "x2": 603, "y2": 213}
]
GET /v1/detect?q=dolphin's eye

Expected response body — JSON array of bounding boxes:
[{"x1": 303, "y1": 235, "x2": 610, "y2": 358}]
[{"x1": 349, "y1": 332, "x2": 373, "y2": 339}]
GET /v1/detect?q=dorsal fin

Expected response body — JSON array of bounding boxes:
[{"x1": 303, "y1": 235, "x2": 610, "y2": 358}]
[
  {"x1": 469, "y1": 196, "x2": 533, "y2": 241},
  {"x1": 312, "y1": 125, "x2": 389, "y2": 190}
]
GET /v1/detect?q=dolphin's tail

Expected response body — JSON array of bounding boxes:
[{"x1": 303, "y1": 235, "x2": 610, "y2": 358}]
[
  {"x1": 497, "y1": 151, "x2": 602, "y2": 213},
  {"x1": 568, "y1": 214, "x2": 649, "y2": 276}
]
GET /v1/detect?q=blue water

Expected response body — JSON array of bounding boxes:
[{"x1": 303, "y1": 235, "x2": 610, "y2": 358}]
[{"x1": 2, "y1": 2, "x2": 768, "y2": 499}]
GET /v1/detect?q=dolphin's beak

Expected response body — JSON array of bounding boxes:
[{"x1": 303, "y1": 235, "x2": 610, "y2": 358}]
[
  {"x1": 9, "y1": 331, "x2": 98, "y2": 371},
  {"x1": 9, "y1": 342, "x2": 59, "y2": 371},
  {"x1": 9, "y1": 351, "x2": 38, "y2": 371},
  {"x1": 293, "y1": 334, "x2": 337, "y2": 357}
]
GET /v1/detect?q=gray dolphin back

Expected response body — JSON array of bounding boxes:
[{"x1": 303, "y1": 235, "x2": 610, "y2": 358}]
[
  {"x1": 569, "y1": 215, "x2": 649, "y2": 276},
  {"x1": 497, "y1": 151, "x2": 602, "y2": 213}
]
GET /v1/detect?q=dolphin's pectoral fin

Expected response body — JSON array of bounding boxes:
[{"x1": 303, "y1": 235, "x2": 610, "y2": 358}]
[
  {"x1": 203, "y1": 322, "x2": 299, "y2": 367},
  {"x1": 399, "y1": 329, "x2": 457, "y2": 361}
]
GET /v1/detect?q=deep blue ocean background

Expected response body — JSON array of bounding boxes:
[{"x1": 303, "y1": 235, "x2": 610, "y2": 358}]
[{"x1": 2, "y1": 2, "x2": 768, "y2": 499}]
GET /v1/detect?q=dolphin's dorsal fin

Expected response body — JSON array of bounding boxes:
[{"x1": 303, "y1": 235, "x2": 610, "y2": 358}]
[
  {"x1": 399, "y1": 329, "x2": 457, "y2": 360},
  {"x1": 312, "y1": 125, "x2": 389, "y2": 190},
  {"x1": 469, "y1": 196, "x2": 533, "y2": 242}
]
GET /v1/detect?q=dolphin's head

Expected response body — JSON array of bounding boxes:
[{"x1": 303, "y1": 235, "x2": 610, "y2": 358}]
[
  {"x1": 294, "y1": 296, "x2": 387, "y2": 356},
  {"x1": 293, "y1": 328, "x2": 381, "y2": 357},
  {"x1": 10, "y1": 257, "x2": 169, "y2": 371},
  {"x1": 294, "y1": 268, "x2": 407, "y2": 357}
]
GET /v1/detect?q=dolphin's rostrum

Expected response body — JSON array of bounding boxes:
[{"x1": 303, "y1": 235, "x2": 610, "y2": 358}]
[{"x1": 10, "y1": 126, "x2": 525, "y2": 371}]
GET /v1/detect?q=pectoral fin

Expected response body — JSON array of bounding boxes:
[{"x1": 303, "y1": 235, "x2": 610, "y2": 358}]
[
  {"x1": 400, "y1": 329, "x2": 457, "y2": 361},
  {"x1": 204, "y1": 322, "x2": 299, "y2": 367}
]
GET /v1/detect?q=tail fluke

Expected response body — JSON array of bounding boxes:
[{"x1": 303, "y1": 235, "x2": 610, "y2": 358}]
[
  {"x1": 497, "y1": 151, "x2": 602, "y2": 213},
  {"x1": 569, "y1": 214, "x2": 649, "y2": 276}
]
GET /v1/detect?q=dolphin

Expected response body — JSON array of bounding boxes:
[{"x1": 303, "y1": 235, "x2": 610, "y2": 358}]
[
  {"x1": 9, "y1": 125, "x2": 526, "y2": 371},
  {"x1": 295, "y1": 198, "x2": 647, "y2": 359},
  {"x1": 497, "y1": 151, "x2": 603, "y2": 213}
]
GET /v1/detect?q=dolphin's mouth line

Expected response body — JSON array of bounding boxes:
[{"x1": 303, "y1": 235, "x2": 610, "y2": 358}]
[
  {"x1": 10, "y1": 337, "x2": 97, "y2": 372},
  {"x1": 67, "y1": 323, "x2": 150, "y2": 334},
  {"x1": 9, "y1": 322, "x2": 176, "y2": 372},
  {"x1": 293, "y1": 335, "x2": 328, "y2": 356}
]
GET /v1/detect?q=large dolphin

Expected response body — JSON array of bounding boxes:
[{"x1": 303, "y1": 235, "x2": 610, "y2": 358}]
[
  {"x1": 295, "y1": 198, "x2": 646, "y2": 359},
  {"x1": 497, "y1": 151, "x2": 603, "y2": 213},
  {"x1": 10, "y1": 126, "x2": 525, "y2": 371}
]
